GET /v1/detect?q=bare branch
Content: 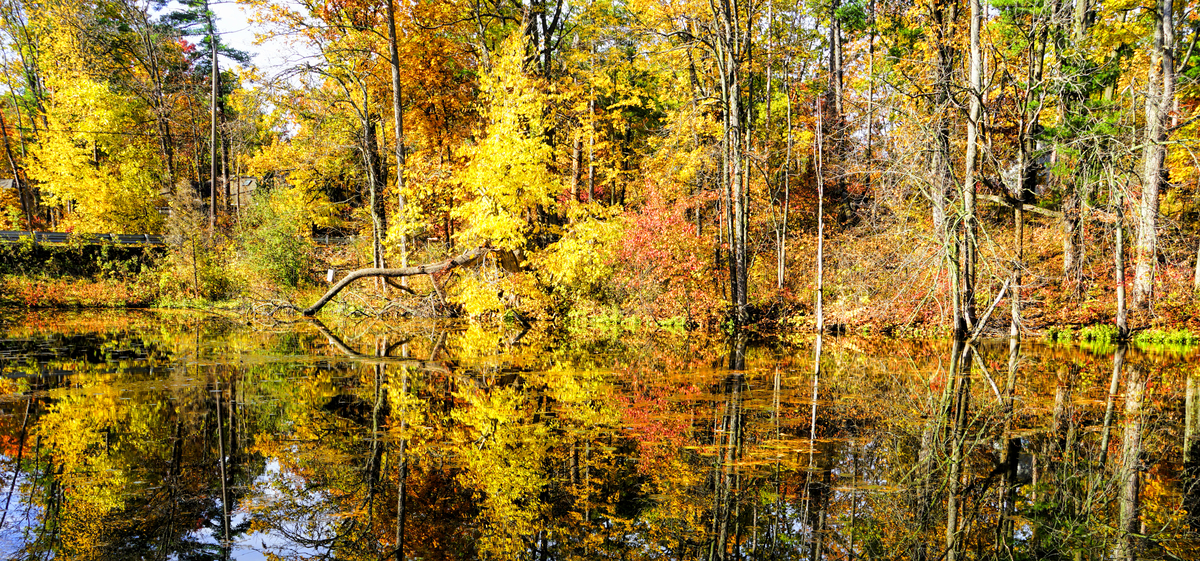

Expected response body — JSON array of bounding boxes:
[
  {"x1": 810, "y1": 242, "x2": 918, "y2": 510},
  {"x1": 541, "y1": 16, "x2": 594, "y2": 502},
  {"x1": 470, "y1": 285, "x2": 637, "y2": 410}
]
[{"x1": 302, "y1": 246, "x2": 491, "y2": 316}]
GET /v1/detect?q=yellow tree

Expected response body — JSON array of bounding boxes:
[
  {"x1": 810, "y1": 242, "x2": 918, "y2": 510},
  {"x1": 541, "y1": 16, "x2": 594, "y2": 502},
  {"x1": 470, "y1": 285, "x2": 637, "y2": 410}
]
[
  {"x1": 22, "y1": 1, "x2": 166, "y2": 234},
  {"x1": 29, "y1": 77, "x2": 163, "y2": 233},
  {"x1": 452, "y1": 32, "x2": 559, "y2": 252}
]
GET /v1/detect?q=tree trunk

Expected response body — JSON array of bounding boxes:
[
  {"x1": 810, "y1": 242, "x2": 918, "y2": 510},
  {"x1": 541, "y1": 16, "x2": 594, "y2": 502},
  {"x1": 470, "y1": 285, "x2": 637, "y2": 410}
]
[
  {"x1": 732, "y1": 86, "x2": 747, "y2": 323},
  {"x1": 1012, "y1": 204, "x2": 1023, "y2": 338},
  {"x1": 930, "y1": 0, "x2": 957, "y2": 249},
  {"x1": 361, "y1": 101, "x2": 388, "y2": 283},
  {"x1": 827, "y1": 0, "x2": 844, "y2": 198},
  {"x1": 1098, "y1": 345, "x2": 1126, "y2": 470},
  {"x1": 1084, "y1": 345, "x2": 1125, "y2": 517},
  {"x1": 946, "y1": 343, "x2": 971, "y2": 561},
  {"x1": 571, "y1": 130, "x2": 581, "y2": 205},
  {"x1": 0, "y1": 109, "x2": 31, "y2": 231},
  {"x1": 807, "y1": 331, "x2": 824, "y2": 560},
  {"x1": 959, "y1": 0, "x2": 982, "y2": 338},
  {"x1": 221, "y1": 124, "x2": 230, "y2": 213},
  {"x1": 1117, "y1": 192, "x2": 1129, "y2": 337},
  {"x1": 1186, "y1": 374, "x2": 1200, "y2": 526},
  {"x1": 996, "y1": 337, "x2": 1021, "y2": 548},
  {"x1": 778, "y1": 81, "x2": 793, "y2": 289},
  {"x1": 929, "y1": 0, "x2": 957, "y2": 335},
  {"x1": 866, "y1": 0, "x2": 876, "y2": 220},
  {"x1": 587, "y1": 90, "x2": 595, "y2": 201},
  {"x1": 712, "y1": 0, "x2": 749, "y2": 324},
  {"x1": 367, "y1": 342, "x2": 384, "y2": 523},
  {"x1": 1013, "y1": 23, "x2": 1046, "y2": 332},
  {"x1": 386, "y1": 0, "x2": 409, "y2": 275},
  {"x1": 1187, "y1": 374, "x2": 1200, "y2": 460},
  {"x1": 816, "y1": 98, "x2": 826, "y2": 332},
  {"x1": 1060, "y1": 0, "x2": 1089, "y2": 289},
  {"x1": 215, "y1": 382, "x2": 231, "y2": 554},
  {"x1": 395, "y1": 375, "x2": 408, "y2": 561},
  {"x1": 1062, "y1": 189, "x2": 1082, "y2": 285},
  {"x1": 1193, "y1": 239, "x2": 1200, "y2": 294},
  {"x1": 1115, "y1": 363, "x2": 1147, "y2": 561},
  {"x1": 1134, "y1": 0, "x2": 1175, "y2": 309},
  {"x1": 0, "y1": 399, "x2": 29, "y2": 530},
  {"x1": 131, "y1": 3, "x2": 177, "y2": 193}
]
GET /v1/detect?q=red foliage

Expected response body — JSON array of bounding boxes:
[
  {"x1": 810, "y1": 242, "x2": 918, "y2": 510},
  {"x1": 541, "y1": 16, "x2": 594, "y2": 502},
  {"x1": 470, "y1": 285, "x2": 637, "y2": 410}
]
[
  {"x1": 1, "y1": 277, "x2": 156, "y2": 308},
  {"x1": 611, "y1": 185, "x2": 719, "y2": 322},
  {"x1": 615, "y1": 371, "x2": 700, "y2": 475}
]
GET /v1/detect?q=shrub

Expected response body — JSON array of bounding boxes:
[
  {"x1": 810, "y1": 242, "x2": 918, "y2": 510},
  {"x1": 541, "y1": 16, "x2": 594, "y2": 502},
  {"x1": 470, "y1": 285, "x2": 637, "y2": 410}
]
[
  {"x1": 162, "y1": 182, "x2": 237, "y2": 299},
  {"x1": 1079, "y1": 324, "x2": 1118, "y2": 343},
  {"x1": 238, "y1": 186, "x2": 315, "y2": 289},
  {"x1": 534, "y1": 203, "x2": 625, "y2": 304},
  {"x1": 610, "y1": 190, "x2": 719, "y2": 324},
  {"x1": 1134, "y1": 328, "x2": 1198, "y2": 346},
  {"x1": 0, "y1": 275, "x2": 156, "y2": 307},
  {"x1": 450, "y1": 266, "x2": 553, "y2": 321},
  {"x1": 0, "y1": 234, "x2": 161, "y2": 279}
]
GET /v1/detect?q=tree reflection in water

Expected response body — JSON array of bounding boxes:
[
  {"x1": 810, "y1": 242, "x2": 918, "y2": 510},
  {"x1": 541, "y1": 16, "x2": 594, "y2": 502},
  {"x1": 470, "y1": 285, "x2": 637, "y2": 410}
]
[{"x1": 0, "y1": 312, "x2": 1199, "y2": 559}]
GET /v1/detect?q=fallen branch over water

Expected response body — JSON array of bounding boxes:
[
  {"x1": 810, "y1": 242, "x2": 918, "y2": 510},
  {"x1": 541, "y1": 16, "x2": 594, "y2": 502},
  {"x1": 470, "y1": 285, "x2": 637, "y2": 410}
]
[
  {"x1": 302, "y1": 246, "x2": 491, "y2": 316},
  {"x1": 306, "y1": 318, "x2": 453, "y2": 373}
]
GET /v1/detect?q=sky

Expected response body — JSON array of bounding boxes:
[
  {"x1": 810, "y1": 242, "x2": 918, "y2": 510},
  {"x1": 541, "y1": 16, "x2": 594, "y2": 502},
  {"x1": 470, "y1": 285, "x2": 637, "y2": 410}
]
[
  {"x1": 166, "y1": 0, "x2": 313, "y2": 82},
  {"x1": 210, "y1": 0, "x2": 260, "y2": 57}
]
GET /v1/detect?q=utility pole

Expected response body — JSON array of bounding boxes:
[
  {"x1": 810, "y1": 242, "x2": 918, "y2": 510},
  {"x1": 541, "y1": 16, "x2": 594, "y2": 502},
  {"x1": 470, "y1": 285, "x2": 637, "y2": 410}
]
[{"x1": 207, "y1": 0, "x2": 219, "y2": 236}]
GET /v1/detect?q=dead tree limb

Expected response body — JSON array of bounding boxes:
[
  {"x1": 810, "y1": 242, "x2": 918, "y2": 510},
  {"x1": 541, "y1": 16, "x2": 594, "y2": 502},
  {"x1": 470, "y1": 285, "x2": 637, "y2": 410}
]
[
  {"x1": 386, "y1": 278, "x2": 417, "y2": 295},
  {"x1": 306, "y1": 318, "x2": 453, "y2": 373},
  {"x1": 303, "y1": 246, "x2": 491, "y2": 316},
  {"x1": 977, "y1": 194, "x2": 1064, "y2": 219},
  {"x1": 967, "y1": 274, "x2": 1012, "y2": 344}
]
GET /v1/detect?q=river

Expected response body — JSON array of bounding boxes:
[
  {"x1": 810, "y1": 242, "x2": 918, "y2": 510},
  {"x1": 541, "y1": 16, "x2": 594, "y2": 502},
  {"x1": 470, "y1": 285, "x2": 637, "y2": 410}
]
[{"x1": 0, "y1": 310, "x2": 1197, "y2": 560}]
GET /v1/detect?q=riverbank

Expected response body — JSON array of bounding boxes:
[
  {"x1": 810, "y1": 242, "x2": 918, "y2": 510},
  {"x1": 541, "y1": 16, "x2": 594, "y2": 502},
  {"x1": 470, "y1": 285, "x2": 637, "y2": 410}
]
[
  {"x1": 4, "y1": 218, "x2": 1198, "y2": 342},
  {"x1": 0, "y1": 275, "x2": 157, "y2": 308}
]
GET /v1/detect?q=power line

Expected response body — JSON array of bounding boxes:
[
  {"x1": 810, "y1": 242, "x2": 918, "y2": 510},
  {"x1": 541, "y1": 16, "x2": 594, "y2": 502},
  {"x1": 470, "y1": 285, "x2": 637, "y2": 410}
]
[{"x1": 9, "y1": 125, "x2": 203, "y2": 138}]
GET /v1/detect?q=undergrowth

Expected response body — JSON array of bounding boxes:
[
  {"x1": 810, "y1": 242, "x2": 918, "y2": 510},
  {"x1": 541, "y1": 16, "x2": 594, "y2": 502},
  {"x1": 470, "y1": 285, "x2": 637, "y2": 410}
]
[{"x1": 0, "y1": 275, "x2": 157, "y2": 308}]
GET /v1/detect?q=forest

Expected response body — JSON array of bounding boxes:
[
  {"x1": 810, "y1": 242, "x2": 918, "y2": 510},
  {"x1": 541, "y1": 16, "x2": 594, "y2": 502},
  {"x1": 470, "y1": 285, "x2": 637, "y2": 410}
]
[{"x1": 0, "y1": 0, "x2": 1198, "y2": 337}]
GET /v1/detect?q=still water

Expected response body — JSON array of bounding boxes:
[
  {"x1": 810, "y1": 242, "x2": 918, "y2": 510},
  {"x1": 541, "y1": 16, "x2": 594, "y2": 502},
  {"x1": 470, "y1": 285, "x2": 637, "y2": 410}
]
[{"x1": 1, "y1": 310, "x2": 1198, "y2": 560}]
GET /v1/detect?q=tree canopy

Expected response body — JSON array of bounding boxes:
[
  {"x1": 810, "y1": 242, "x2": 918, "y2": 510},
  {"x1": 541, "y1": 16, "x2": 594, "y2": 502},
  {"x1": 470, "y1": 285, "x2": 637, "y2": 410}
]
[{"x1": 3, "y1": 0, "x2": 1200, "y2": 331}]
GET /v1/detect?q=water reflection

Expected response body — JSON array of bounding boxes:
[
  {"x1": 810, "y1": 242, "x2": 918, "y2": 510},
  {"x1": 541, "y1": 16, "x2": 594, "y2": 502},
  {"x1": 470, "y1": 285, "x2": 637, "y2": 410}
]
[{"x1": 0, "y1": 311, "x2": 1199, "y2": 559}]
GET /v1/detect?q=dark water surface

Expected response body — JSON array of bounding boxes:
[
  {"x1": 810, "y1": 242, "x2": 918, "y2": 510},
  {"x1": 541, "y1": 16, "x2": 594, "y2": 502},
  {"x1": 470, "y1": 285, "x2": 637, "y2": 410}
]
[{"x1": 1, "y1": 310, "x2": 1199, "y2": 560}]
